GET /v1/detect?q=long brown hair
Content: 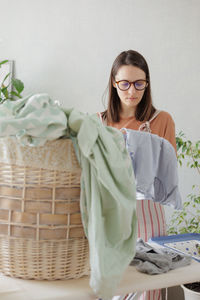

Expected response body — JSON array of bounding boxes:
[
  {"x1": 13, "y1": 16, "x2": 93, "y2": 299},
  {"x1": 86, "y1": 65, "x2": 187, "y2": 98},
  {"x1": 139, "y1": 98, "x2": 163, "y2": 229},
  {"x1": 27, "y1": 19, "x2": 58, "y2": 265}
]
[{"x1": 102, "y1": 50, "x2": 156, "y2": 122}]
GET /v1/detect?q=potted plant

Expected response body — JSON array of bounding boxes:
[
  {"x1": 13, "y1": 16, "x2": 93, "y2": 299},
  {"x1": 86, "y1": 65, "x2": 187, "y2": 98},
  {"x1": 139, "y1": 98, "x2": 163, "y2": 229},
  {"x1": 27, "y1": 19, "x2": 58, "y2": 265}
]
[
  {"x1": 181, "y1": 282, "x2": 200, "y2": 300},
  {"x1": 168, "y1": 131, "x2": 200, "y2": 299},
  {"x1": 0, "y1": 59, "x2": 24, "y2": 102}
]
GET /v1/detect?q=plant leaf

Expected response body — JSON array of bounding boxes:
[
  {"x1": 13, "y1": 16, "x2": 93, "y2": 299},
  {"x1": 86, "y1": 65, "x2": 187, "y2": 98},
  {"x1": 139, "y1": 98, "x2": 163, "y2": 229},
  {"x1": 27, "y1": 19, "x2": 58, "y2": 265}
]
[
  {"x1": 10, "y1": 91, "x2": 21, "y2": 98},
  {"x1": 12, "y1": 78, "x2": 24, "y2": 94},
  {"x1": 0, "y1": 60, "x2": 9, "y2": 67},
  {"x1": 1, "y1": 72, "x2": 11, "y2": 85},
  {"x1": 1, "y1": 86, "x2": 9, "y2": 98}
]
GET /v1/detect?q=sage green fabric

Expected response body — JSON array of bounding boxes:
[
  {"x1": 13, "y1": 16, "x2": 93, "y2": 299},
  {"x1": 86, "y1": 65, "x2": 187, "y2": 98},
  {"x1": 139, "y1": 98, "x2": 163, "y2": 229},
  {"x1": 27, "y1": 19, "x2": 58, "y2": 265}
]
[
  {"x1": 65, "y1": 109, "x2": 137, "y2": 300},
  {"x1": 0, "y1": 93, "x2": 67, "y2": 146},
  {"x1": 0, "y1": 95, "x2": 137, "y2": 300}
]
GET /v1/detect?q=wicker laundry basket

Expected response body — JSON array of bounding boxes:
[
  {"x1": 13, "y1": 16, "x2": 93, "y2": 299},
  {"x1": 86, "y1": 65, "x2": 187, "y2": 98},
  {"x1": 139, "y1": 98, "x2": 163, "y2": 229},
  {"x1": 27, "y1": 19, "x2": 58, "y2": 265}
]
[{"x1": 0, "y1": 137, "x2": 90, "y2": 280}]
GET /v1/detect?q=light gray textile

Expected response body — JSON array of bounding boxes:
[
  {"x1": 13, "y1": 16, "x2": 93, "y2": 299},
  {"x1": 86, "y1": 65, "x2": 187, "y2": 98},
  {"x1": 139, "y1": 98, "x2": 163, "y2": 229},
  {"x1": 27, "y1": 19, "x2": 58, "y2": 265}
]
[
  {"x1": 130, "y1": 238, "x2": 192, "y2": 275},
  {"x1": 122, "y1": 128, "x2": 182, "y2": 209}
]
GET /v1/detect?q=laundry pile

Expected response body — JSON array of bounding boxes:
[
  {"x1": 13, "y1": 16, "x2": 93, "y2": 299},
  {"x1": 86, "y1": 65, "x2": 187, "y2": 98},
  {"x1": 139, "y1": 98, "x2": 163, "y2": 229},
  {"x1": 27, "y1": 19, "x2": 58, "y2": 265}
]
[
  {"x1": 0, "y1": 94, "x2": 137, "y2": 300},
  {"x1": 130, "y1": 238, "x2": 191, "y2": 275},
  {"x1": 0, "y1": 93, "x2": 183, "y2": 300}
]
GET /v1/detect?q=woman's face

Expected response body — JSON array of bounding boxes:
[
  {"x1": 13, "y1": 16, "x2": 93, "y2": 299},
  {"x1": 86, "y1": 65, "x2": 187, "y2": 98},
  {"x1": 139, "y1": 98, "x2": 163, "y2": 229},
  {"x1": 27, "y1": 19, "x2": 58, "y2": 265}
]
[{"x1": 113, "y1": 65, "x2": 146, "y2": 113}]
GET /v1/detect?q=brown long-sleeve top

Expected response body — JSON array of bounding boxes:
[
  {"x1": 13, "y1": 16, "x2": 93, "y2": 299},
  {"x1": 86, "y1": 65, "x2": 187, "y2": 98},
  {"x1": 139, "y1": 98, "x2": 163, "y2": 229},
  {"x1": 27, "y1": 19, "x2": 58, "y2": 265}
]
[{"x1": 107, "y1": 111, "x2": 177, "y2": 152}]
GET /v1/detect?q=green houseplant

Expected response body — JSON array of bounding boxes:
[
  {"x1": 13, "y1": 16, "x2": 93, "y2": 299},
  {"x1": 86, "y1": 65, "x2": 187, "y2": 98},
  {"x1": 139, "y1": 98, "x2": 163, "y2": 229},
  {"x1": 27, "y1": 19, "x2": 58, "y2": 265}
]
[
  {"x1": 168, "y1": 131, "x2": 200, "y2": 235},
  {"x1": 0, "y1": 60, "x2": 24, "y2": 103},
  {"x1": 168, "y1": 131, "x2": 200, "y2": 298}
]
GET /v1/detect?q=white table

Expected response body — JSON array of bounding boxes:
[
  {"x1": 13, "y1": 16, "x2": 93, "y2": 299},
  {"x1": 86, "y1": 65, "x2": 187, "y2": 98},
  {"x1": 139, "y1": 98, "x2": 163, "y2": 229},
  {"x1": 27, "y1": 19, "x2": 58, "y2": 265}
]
[{"x1": 0, "y1": 260, "x2": 199, "y2": 300}]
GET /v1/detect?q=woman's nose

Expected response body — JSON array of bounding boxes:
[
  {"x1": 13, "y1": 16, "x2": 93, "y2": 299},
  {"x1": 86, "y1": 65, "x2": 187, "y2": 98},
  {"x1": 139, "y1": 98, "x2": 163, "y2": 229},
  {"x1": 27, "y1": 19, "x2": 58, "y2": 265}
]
[{"x1": 128, "y1": 83, "x2": 137, "y2": 93}]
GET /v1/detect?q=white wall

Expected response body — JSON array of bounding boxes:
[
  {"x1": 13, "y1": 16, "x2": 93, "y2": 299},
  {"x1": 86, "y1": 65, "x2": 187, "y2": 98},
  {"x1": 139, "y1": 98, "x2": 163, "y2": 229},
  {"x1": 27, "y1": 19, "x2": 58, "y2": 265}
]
[{"x1": 1, "y1": 0, "x2": 200, "y2": 224}]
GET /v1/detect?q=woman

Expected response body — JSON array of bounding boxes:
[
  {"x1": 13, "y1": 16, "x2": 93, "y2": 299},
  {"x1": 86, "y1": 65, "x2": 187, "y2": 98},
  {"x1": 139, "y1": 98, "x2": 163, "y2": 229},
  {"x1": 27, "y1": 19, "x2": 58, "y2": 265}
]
[{"x1": 99, "y1": 50, "x2": 177, "y2": 300}]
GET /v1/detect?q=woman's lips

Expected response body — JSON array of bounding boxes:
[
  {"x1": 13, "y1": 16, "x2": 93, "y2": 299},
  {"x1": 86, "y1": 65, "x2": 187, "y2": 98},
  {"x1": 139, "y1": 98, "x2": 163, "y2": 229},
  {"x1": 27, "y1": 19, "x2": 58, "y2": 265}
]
[{"x1": 127, "y1": 97, "x2": 137, "y2": 100}]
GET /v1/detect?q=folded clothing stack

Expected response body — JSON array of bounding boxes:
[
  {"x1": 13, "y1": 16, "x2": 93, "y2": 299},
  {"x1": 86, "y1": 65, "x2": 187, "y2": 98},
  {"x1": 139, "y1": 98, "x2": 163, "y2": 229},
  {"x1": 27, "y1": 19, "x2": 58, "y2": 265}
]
[{"x1": 130, "y1": 238, "x2": 192, "y2": 275}]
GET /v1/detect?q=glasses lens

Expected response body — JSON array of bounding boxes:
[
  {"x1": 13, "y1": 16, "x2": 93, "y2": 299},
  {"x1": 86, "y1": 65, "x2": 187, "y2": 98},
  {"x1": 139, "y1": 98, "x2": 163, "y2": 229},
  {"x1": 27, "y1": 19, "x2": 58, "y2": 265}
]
[
  {"x1": 118, "y1": 81, "x2": 130, "y2": 90},
  {"x1": 134, "y1": 80, "x2": 147, "y2": 90}
]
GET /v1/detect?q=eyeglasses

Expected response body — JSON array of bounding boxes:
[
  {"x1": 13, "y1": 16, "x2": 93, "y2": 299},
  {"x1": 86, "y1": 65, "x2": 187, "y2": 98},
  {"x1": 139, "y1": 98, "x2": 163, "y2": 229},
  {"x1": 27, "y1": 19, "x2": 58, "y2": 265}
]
[{"x1": 115, "y1": 80, "x2": 148, "y2": 91}]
